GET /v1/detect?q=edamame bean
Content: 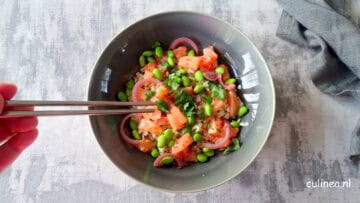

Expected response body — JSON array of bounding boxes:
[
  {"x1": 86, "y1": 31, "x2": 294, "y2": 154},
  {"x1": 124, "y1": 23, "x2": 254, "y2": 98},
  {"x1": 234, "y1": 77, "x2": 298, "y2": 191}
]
[
  {"x1": 182, "y1": 76, "x2": 191, "y2": 87},
  {"x1": 152, "y1": 68, "x2": 162, "y2": 80},
  {"x1": 168, "y1": 140, "x2": 175, "y2": 147},
  {"x1": 225, "y1": 78, "x2": 236, "y2": 84},
  {"x1": 194, "y1": 84, "x2": 204, "y2": 94},
  {"x1": 151, "y1": 148, "x2": 159, "y2": 158},
  {"x1": 167, "y1": 50, "x2": 174, "y2": 57},
  {"x1": 197, "y1": 154, "x2": 208, "y2": 163},
  {"x1": 203, "y1": 148, "x2": 214, "y2": 157},
  {"x1": 215, "y1": 67, "x2": 225, "y2": 74},
  {"x1": 155, "y1": 46, "x2": 163, "y2": 57},
  {"x1": 204, "y1": 103, "x2": 212, "y2": 116},
  {"x1": 142, "y1": 50, "x2": 153, "y2": 56},
  {"x1": 187, "y1": 116, "x2": 195, "y2": 126},
  {"x1": 238, "y1": 105, "x2": 248, "y2": 117},
  {"x1": 230, "y1": 120, "x2": 240, "y2": 128},
  {"x1": 147, "y1": 56, "x2": 156, "y2": 63},
  {"x1": 193, "y1": 133, "x2": 202, "y2": 142},
  {"x1": 132, "y1": 130, "x2": 141, "y2": 140},
  {"x1": 126, "y1": 79, "x2": 135, "y2": 89},
  {"x1": 164, "y1": 129, "x2": 174, "y2": 140},
  {"x1": 194, "y1": 70, "x2": 204, "y2": 81},
  {"x1": 139, "y1": 55, "x2": 146, "y2": 67},
  {"x1": 168, "y1": 57, "x2": 175, "y2": 67},
  {"x1": 187, "y1": 49, "x2": 195, "y2": 56},
  {"x1": 179, "y1": 69, "x2": 187, "y2": 74},
  {"x1": 157, "y1": 135, "x2": 167, "y2": 148},
  {"x1": 129, "y1": 119, "x2": 137, "y2": 130},
  {"x1": 160, "y1": 156, "x2": 174, "y2": 165},
  {"x1": 117, "y1": 91, "x2": 127, "y2": 102},
  {"x1": 126, "y1": 89, "x2": 132, "y2": 97}
]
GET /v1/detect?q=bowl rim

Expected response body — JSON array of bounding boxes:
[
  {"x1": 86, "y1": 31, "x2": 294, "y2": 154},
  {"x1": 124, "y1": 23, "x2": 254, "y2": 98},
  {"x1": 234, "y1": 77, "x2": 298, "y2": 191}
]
[{"x1": 87, "y1": 10, "x2": 276, "y2": 193}]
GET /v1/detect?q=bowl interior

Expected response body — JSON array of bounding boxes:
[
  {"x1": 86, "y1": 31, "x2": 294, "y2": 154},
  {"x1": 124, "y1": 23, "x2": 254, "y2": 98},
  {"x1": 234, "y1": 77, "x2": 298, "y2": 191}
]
[{"x1": 88, "y1": 12, "x2": 275, "y2": 192}]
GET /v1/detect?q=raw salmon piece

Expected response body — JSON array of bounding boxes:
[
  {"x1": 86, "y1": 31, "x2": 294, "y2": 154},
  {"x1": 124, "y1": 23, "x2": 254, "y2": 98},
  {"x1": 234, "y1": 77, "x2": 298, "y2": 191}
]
[
  {"x1": 138, "y1": 119, "x2": 162, "y2": 136},
  {"x1": 228, "y1": 90, "x2": 240, "y2": 118},
  {"x1": 171, "y1": 133, "x2": 194, "y2": 155},
  {"x1": 173, "y1": 46, "x2": 187, "y2": 59},
  {"x1": 166, "y1": 105, "x2": 187, "y2": 130},
  {"x1": 178, "y1": 56, "x2": 201, "y2": 72}
]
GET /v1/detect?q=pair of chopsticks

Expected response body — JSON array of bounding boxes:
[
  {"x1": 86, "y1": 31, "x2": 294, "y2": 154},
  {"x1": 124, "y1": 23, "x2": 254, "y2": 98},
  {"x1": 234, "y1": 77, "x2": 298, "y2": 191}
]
[{"x1": 0, "y1": 100, "x2": 156, "y2": 118}]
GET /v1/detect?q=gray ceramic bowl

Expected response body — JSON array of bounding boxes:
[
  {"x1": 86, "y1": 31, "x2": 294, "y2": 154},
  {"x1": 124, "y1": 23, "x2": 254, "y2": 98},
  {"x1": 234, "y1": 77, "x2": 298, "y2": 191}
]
[{"x1": 88, "y1": 11, "x2": 275, "y2": 192}]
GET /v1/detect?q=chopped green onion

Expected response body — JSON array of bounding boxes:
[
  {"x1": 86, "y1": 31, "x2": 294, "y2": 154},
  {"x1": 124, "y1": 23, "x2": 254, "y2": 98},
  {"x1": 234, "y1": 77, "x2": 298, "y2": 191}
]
[{"x1": 144, "y1": 91, "x2": 155, "y2": 101}]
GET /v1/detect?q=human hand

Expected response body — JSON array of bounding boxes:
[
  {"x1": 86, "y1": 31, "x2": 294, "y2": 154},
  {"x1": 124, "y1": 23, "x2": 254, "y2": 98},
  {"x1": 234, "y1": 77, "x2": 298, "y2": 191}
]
[{"x1": 0, "y1": 82, "x2": 38, "y2": 172}]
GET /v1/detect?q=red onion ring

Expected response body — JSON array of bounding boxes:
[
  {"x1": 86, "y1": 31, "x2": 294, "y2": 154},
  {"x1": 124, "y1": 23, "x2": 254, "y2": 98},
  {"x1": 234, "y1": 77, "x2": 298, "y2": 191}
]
[
  {"x1": 120, "y1": 114, "x2": 142, "y2": 146},
  {"x1": 217, "y1": 74, "x2": 236, "y2": 90},
  {"x1": 153, "y1": 153, "x2": 184, "y2": 168},
  {"x1": 199, "y1": 121, "x2": 231, "y2": 149},
  {"x1": 169, "y1": 37, "x2": 199, "y2": 55},
  {"x1": 203, "y1": 71, "x2": 218, "y2": 81},
  {"x1": 132, "y1": 78, "x2": 161, "y2": 102}
]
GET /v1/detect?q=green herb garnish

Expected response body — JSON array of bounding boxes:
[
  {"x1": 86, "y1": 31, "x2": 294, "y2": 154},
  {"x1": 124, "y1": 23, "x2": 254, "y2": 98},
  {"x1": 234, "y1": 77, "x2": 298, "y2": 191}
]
[
  {"x1": 156, "y1": 100, "x2": 170, "y2": 113},
  {"x1": 209, "y1": 82, "x2": 227, "y2": 100},
  {"x1": 174, "y1": 89, "x2": 196, "y2": 117},
  {"x1": 223, "y1": 138, "x2": 241, "y2": 154},
  {"x1": 144, "y1": 91, "x2": 155, "y2": 101}
]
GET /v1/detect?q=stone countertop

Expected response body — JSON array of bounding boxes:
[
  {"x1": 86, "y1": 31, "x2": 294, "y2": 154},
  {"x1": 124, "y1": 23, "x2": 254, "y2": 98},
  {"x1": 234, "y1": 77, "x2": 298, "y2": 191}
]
[{"x1": 0, "y1": 0, "x2": 359, "y2": 202}]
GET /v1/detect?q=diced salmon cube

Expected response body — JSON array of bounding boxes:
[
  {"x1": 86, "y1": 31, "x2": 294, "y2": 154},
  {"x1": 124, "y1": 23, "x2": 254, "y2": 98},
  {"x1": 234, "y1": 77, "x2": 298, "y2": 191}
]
[
  {"x1": 173, "y1": 46, "x2": 188, "y2": 59},
  {"x1": 166, "y1": 105, "x2": 187, "y2": 130},
  {"x1": 171, "y1": 133, "x2": 194, "y2": 155},
  {"x1": 178, "y1": 56, "x2": 201, "y2": 72},
  {"x1": 138, "y1": 119, "x2": 162, "y2": 136}
]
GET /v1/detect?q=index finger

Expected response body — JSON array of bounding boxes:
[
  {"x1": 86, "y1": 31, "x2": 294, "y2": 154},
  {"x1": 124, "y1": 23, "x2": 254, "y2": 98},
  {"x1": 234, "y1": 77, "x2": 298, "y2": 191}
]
[{"x1": 0, "y1": 82, "x2": 17, "y2": 100}]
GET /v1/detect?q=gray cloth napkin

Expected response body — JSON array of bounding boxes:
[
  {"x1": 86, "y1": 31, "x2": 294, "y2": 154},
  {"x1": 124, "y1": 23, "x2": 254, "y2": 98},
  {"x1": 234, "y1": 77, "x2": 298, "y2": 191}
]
[{"x1": 276, "y1": 0, "x2": 360, "y2": 161}]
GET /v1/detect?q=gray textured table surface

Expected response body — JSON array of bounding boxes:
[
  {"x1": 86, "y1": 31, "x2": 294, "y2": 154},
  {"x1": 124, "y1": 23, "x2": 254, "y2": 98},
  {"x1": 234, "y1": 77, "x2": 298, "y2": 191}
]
[{"x1": 0, "y1": 0, "x2": 359, "y2": 202}]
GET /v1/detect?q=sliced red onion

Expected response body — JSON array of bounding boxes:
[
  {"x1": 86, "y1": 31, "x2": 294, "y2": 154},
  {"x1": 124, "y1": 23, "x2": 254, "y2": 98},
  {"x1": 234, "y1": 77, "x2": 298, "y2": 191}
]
[
  {"x1": 169, "y1": 37, "x2": 199, "y2": 55},
  {"x1": 119, "y1": 113, "x2": 142, "y2": 146},
  {"x1": 217, "y1": 74, "x2": 236, "y2": 90},
  {"x1": 153, "y1": 153, "x2": 184, "y2": 168},
  {"x1": 203, "y1": 71, "x2": 218, "y2": 81},
  {"x1": 132, "y1": 78, "x2": 161, "y2": 102},
  {"x1": 199, "y1": 121, "x2": 231, "y2": 149}
]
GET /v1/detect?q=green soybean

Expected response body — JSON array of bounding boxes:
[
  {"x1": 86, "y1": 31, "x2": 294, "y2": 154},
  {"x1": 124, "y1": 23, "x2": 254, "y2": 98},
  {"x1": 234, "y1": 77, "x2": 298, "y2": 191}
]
[
  {"x1": 164, "y1": 129, "x2": 174, "y2": 140},
  {"x1": 194, "y1": 70, "x2": 204, "y2": 81},
  {"x1": 167, "y1": 50, "x2": 174, "y2": 58},
  {"x1": 160, "y1": 156, "x2": 174, "y2": 165},
  {"x1": 168, "y1": 140, "x2": 175, "y2": 147},
  {"x1": 147, "y1": 56, "x2": 156, "y2": 63},
  {"x1": 182, "y1": 76, "x2": 191, "y2": 87},
  {"x1": 193, "y1": 133, "x2": 202, "y2": 142},
  {"x1": 152, "y1": 68, "x2": 162, "y2": 80},
  {"x1": 129, "y1": 119, "x2": 137, "y2": 130},
  {"x1": 157, "y1": 135, "x2": 167, "y2": 148},
  {"x1": 142, "y1": 50, "x2": 153, "y2": 56},
  {"x1": 139, "y1": 55, "x2": 146, "y2": 67},
  {"x1": 203, "y1": 148, "x2": 215, "y2": 157},
  {"x1": 215, "y1": 67, "x2": 225, "y2": 74},
  {"x1": 126, "y1": 89, "x2": 132, "y2": 97},
  {"x1": 117, "y1": 91, "x2": 127, "y2": 102},
  {"x1": 155, "y1": 46, "x2": 163, "y2": 57},
  {"x1": 151, "y1": 148, "x2": 159, "y2": 158},
  {"x1": 238, "y1": 105, "x2": 248, "y2": 117},
  {"x1": 126, "y1": 79, "x2": 135, "y2": 89},
  {"x1": 132, "y1": 130, "x2": 141, "y2": 140},
  {"x1": 225, "y1": 78, "x2": 236, "y2": 84},
  {"x1": 197, "y1": 154, "x2": 208, "y2": 163},
  {"x1": 187, "y1": 115, "x2": 195, "y2": 126},
  {"x1": 194, "y1": 84, "x2": 204, "y2": 94},
  {"x1": 230, "y1": 120, "x2": 240, "y2": 128},
  {"x1": 178, "y1": 69, "x2": 187, "y2": 74},
  {"x1": 204, "y1": 103, "x2": 212, "y2": 116},
  {"x1": 187, "y1": 49, "x2": 195, "y2": 56},
  {"x1": 168, "y1": 57, "x2": 175, "y2": 67}
]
